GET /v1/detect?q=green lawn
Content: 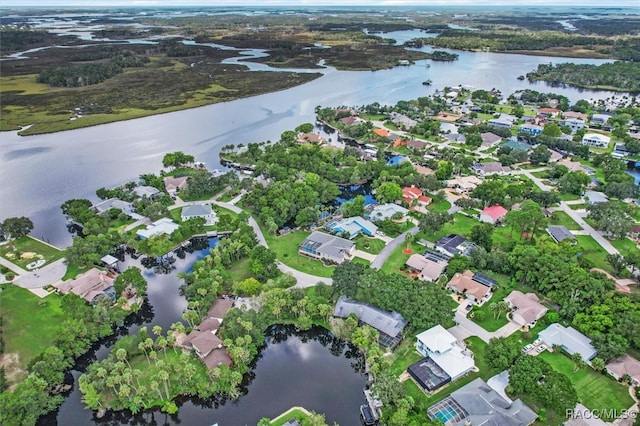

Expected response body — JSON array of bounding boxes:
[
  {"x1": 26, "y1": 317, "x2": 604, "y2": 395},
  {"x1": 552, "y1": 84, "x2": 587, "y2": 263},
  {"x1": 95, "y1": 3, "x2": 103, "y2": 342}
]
[
  {"x1": 0, "y1": 284, "x2": 65, "y2": 379},
  {"x1": 469, "y1": 285, "x2": 511, "y2": 332},
  {"x1": 539, "y1": 351, "x2": 634, "y2": 421},
  {"x1": 270, "y1": 408, "x2": 322, "y2": 426},
  {"x1": 559, "y1": 193, "x2": 581, "y2": 201},
  {"x1": 531, "y1": 171, "x2": 549, "y2": 179},
  {"x1": 568, "y1": 203, "x2": 588, "y2": 210},
  {"x1": 380, "y1": 242, "x2": 423, "y2": 274},
  {"x1": 264, "y1": 230, "x2": 335, "y2": 278},
  {"x1": 576, "y1": 235, "x2": 613, "y2": 273},
  {"x1": 420, "y1": 213, "x2": 478, "y2": 243},
  {"x1": 226, "y1": 257, "x2": 255, "y2": 283},
  {"x1": 609, "y1": 237, "x2": 640, "y2": 256},
  {"x1": 360, "y1": 113, "x2": 386, "y2": 121},
  {"x1": 355, "y1": 236, "x2": 386, "y2": 254},
  {"x1": 427, "y1": 198, "x2": 451, "y2": 213},
  {"x1": 548, "y1": 211, "x2": 582, "y2": 230},
  {"x1": 350, "y1": 257, "x2": 371, "y2": 268},
  {"x1": 0, "y1": 236, "x2": 65, "y2": 270}
]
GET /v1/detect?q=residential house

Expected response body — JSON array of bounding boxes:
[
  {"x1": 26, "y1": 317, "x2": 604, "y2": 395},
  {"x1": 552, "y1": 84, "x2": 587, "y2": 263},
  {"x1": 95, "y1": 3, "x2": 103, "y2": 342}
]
[
  {"x1": 444, "y1": 133, "x2": 466, "y2": 143},
  {"x1": 427, "y1": 378, "x2": 538, "y2": 426},
  {"x1": 410, "y1": 325, "x2": 475, "y2": 392},
  {"x1": 446, "y1": 175, "x2": 482, "y2": 195},
  {"x1": 136, "y1": 218, "x2": 180, "y2": 240},
  {"x1": 582, "y1": 133, "x2": 611, "y2": 148},
  {"x1": 373, "y1": 128, "x2": 390, "y2": 138},
  {"x1": 55, "y1": 268, "x2": 116, "y2": 304},
  {"x1": 584, "y1": 190, "x2": 609, "y2": 205},
  {"x1": 479, "y1": 205, "x2": 508, "y2": 225},
  {"x1": 612, "y1": 143, "x2": 632, "y2": 159},
  {"x1": 412, "y1": 163, "x2": 435, "y2": 176},
  {"x1": 93, "y1": 198, "x2": 134, "y2": 216},
  {"x1": 181, "y1": 299, "x2": 233, "y2": 369},
  {"x1": 538, "y1": 323, "x2": 597, "y2": 362},
  {"x1": 181, "y1": 203, "x2": 218, "y2": 225},
  {"x1": 504, "y1": 290, "x2": 548, "y2": 328},
  {"x1": 549, "y1": 150, "x2": 564, "y2": 162},
  {"x1": 546, "y1": 225, "x2": 576, "y2": 243},
  {"x1": 472, "y1": 161, "x2": 511, "y2": 176},
  {"x1": 558, "y1": 159, "x2": 589, "y2": 174},
  {"x1": 480, "y1": 132, "x2": 503, "y2": 149},
  {"x1": 538, "y1": 107, "x2": 560, "y2": 118},
  {"x1": 368, "y1": 203, "x2": 409, "y2": 222},
  {"x1": 164, "y1": 176, "x2": 189, "y2": 196},
  {"x1": 390, "y1": 112, "x2": 417, "y2": 129},
  {"x1": 488, "y1": 118, "x2": 513, "y2": 130},
  {"x1": 327, "y1": 216, "x2": 378, "y2": 238},
  {"x1": 562, "y1": 111, "x2": 588, "y2": 121},
  {"x1": 519, "y1": 124, "x2": 543, "y2": 136},
  {"x1": 606, "y1": 355, "x2": 640, "y2": 386},
  {"x1": 446, "y1": 270, "x2": 493, "y2": 304},
  {"x1": 407, "y1": 139, "x2": 429, "y2": 150},
  {"x1": 402, "y1": 186, "x2": 432, "y2": 213},
  {"x1": 405, "y1": 251, "x2": 449, "y2": 282},
  {"x1": 590, "y1": 113, "x2": 612, "y2": 126},
  {"x1": 340, "y1": 116, "x2": 361, "y2": 126},
  {"x1": 563, "y1": 118, "x2": 585, "y2": 133},
  {"x1": 333, "y1": 296, "x2": 407, "y2": 348},
  {"x1": 133, "y1": 185, "x2": 160, "y2": 200},
  {"x1": 436, "y1": 234, "x2": 476, "y2": 257},
  {"x1": 298, "y1": 231, "x2": 355, "y2": 264},
  {"x1": 296, "y1": 133, "x2": 325, "y2": 145}
]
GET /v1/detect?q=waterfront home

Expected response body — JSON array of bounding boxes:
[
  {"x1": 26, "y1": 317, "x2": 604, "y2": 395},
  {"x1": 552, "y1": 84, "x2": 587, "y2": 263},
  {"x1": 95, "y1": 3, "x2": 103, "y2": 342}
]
[
  {"x1": 326, "y1": 216, "x2": 378, "y2": 238},
  {"x1": 414, "y1": 325, "x2": 475, "y2": 383},
  {"x1": 538, "y1": 323, "x2": 597, "y2": 362},
  {"x1": 163, "y1": 176, "x2": 189, "y2": 196},
  {"x1": 296, "y1": 132, "x2": 325, "y2": 145},
  {"x1": 504, "y1": 290, "x2": 548, "y2": 328},
  {"x1": 427, "y1": 378, "x2": 537, "y2": 426},
  {"x1": 368, "y1": 203, "x2": 409, "y2": 222},
  {"x1": 373, "y1": 128, "x2": 390, "y2": 138},
  {"x1": 298, "y1": 231, "x2": 355, "y2": 264},
  {"x1": 333, "y1": 296, "x2": 407, "y2": 349},
  {"x1": 133, "y1": 185, "x2": 160, "y2": 200},
  {"x1": 562, "y1": 111, "x2": 588, "y2": 121},
  {"x1": 136, "y1": 218, "x2": 180, "y2": 240},
  {"x1": 93, "y1": 198, "x2": 134, "y2": 216},
  {"x1": 55, "y1": 268, "x2": 116, "y2": 304},
  {"x1": 590, "y1": 113, "x2": 612, "y2": 126},
  {"x1": 389, "y1": 112, "x2": 417, "y2": 129},
  {"x1": 181, "y1": 203, "x2": 218, "y2": 225},
  {"x1": 340, "y1": 115, "x2": 361, "y2": 126},
  {"x1": 446, "y1": 270, "x2": 493, "y2": 305},
  {"x1": 582, "y1": 133, "x2": 611, "y2": 148}
]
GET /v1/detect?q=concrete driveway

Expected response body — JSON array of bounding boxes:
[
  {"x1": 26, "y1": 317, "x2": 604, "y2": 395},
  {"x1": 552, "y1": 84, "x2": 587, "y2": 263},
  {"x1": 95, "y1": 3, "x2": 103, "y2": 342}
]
[{"x1": 13, "y1": 258, "x2": 67, "y2": 289}]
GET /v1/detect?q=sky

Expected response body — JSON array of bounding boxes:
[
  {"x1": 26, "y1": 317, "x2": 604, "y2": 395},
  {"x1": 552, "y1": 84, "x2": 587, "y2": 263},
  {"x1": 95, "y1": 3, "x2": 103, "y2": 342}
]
[{"x1": 1, "y1": 0, "x2": 639, "y2": 7}]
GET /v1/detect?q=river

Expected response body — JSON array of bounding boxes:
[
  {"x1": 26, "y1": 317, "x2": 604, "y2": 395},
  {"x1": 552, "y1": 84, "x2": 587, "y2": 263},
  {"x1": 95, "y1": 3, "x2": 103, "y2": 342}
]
[{"x1": 38, "y1": 239, "x2": 366, "y2": 426}]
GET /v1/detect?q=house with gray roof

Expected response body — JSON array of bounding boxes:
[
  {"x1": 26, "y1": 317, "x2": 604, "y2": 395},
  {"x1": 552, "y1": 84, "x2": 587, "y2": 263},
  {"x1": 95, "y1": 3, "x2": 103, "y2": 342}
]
[
  {"x1": 539, "y1": 323, "x2": 597, "y2": 362},
  {"x1": 504, "y1": 290, "x2": 548, "y2": 328},
  {"x1": 436, "y1": 234, "x2": 476, "y2": 257},
  {"x1": 93, "y1": 198, "x2": 134, "y2": 216},
  {"x1": 133, "y1": 185, "x2": 160, "y2": 199},
  {"x1": 298, "y1": 231, "x2": 355, "y2": 264},
  {"x1": 584, "y1": 190, "x2": 608, "y2": 205},
  {"x1": 480, "y1": 132, "x2": 503, "y2": 149},
  {"x1": 181, "y1": 203, "x2": 218, "y2": 225},
  {"x1": 368, "y1": 203, "x2": 409, "y2": 222},
  {"x1": 428, "y1": 378, "x2": 537, "y2": 426},
  {"x1": 472, "y1": 161, "x2": 511, "y2": 177},
  {"x1": 547, "y1": 225, "x2": 576, "y2": 243},
  {"x1": 333, "y1": 296, "x2": 407, "y2": 348},
  {"x1": 488, "y1": 118, "x2": 513, "y2": 130}
]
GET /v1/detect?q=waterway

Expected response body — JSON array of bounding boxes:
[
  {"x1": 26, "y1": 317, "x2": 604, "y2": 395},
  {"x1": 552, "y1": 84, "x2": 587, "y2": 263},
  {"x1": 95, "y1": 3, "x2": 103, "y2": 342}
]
[{"x1": 40, "y1": 238, "x2": 366, "y2": 425}]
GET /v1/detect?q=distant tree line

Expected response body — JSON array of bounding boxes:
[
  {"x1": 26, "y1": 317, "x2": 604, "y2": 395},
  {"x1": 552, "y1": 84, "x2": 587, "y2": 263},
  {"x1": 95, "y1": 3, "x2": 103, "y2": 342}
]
[
  {"x1": 37, "y1": 54, "x2": 149, "y2": 87},
  {"x1": 526, "y1": 62, "x2": 640, "y2": 93}
]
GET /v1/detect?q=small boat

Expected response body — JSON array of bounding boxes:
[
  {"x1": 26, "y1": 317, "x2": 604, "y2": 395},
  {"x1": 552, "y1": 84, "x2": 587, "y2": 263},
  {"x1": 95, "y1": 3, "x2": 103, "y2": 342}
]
[{"x1": 422, "y1": 79, "x2": 432, "y2": 86}]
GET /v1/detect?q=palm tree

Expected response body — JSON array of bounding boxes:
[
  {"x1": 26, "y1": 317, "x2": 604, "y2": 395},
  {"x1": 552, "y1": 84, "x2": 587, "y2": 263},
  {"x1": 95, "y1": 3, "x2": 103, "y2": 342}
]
[
  {"x1": 149, "y1": 380, "x2": 163, "y2": 400},
  {"x1": 138, "y1": 341, "x2": 150, "y2": 365},
  {"x1": 157, "y1": 336, "x2": 168, "y2": 357},
  {"x1": 157, "y1": 370, "x2": 171, "y2": 400},
  {"x1": 152, "y1": 325, "x2": 163, "y2": 338},
  {"x1": 489, "y1": 302, "x2": 498, "y2": 319},
  {"x1": 115, "y1": 348, "x2": 132, "y2": 370}
]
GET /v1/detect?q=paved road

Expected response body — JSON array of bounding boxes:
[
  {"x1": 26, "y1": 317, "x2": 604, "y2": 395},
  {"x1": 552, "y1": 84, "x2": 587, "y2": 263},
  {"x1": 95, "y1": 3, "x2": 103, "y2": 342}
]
[
  {"x1": 518, "y1": 169, "x2": 619, "y2": 256},
  {"x1": 13, "y1": 258, "x2": 67, "y2": 289},
  {"x1": 370, "y1": 226, "x2": 419, "y2": 270}
]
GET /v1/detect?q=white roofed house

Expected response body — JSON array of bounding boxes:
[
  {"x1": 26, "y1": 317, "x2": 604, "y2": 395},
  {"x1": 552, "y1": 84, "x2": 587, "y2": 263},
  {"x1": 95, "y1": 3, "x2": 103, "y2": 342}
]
[
  {"x1": 136, "y1": 218, "x2": 180, "y2": 240},
  {"x1": 368, "y1": 203, "x2": 409, "y2": 222},
  {"x1": 181, "y1": 203, "x2": 218, "y2": 225},
  {"x1": 582, "y1": 133, "x2": 611, "y2": 148},
  {"x1": 93, "y1": 198, "x2": 134, "y2": 216},
  {"x1": 133, "y1": 185, "x2": 161, "y2": 200}
]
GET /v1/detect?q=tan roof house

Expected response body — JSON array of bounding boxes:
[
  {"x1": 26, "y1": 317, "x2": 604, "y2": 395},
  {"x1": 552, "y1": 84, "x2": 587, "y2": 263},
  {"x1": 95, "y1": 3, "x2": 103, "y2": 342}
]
[
  {"x1": 55, "y1": 268, "x2": 116, "y2": 304},
  {"x1": 446, "y1": 270, "x2": 492, "y2": 304},
  {"x1": 164, "y1": 175, "x2": 189, "y2": 196},
  {"x1": 606, "y1": 355, "x2": 640, "y2": 386},
  {"x1": 406, "y1": 254, "x2": 448, "y2": 282},
  {"x1": 504, "y1": 291, "x2": 548, "y2": 328},
  {"x1": 296, "y1": 133, "x2": 325, "y2": 144}
]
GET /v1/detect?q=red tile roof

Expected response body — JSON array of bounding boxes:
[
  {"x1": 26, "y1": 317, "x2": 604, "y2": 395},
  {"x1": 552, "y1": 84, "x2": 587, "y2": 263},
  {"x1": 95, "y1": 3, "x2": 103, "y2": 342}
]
[
  {"x1": 482, "y1": 205, "x2": 508, "y2": 220},
  {"x1": 374, "y1": 128, "x2": 390, "y2": 137}
]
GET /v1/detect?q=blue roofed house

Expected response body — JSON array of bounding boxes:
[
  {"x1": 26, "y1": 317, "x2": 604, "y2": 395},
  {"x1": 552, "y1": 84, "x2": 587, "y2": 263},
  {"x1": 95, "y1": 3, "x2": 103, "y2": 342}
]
[
  {"x1": 519, "y1": 124, "x2": 543, "y2": 136},
  {"x1": 181, "y1": 203, "x2": 218, "y2": 225},
  {"x1": 327, "y1": 216, "x2": 378, "y2": 239},
  {"x1": 538, "y1": 323, "x2": 597, "y2": 362}
]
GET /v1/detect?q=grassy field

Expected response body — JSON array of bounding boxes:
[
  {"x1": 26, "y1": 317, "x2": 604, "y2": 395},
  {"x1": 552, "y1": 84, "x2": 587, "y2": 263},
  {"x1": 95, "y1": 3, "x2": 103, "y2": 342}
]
[
  {"x1": 568, "y1": 203, "x2": 588, "y2": 210},
  {"x1": 575, "y1": 235, "x2": 613, "y2": 273},
  {"x1": 264, "y1": 230, "x2": 334, "y2": 278},
  {"x1": 609, "y1": 237, "x2": 640, "y2": 256},
  {"x1": 548, "y1": 211, "x2": 582, "y2": 230},
  {"x1": 380, "y1": 241, "x2": 423, "y2": 274},
  {"x1": 355, "y1": 236, "x2": 386, "y2": 254},
  {"x1": 226, "y1": 257, "x2": 254, "y2": 283},
  {"x1": 559, "y1": 193, "x2": 581, "y2": 201},
  {"x1": 539, "y1": 351, "x2": 634, "y2": 421},
  {"x1": 427, "y1": 198, "x2": 451, "y2": 213},
  {"x1": 0, "y1": 236, "x2": 65, "y2": 270},
  {"x1": 350, "y1": 257, "x2": 371, "y2": 267},
  {"x1": 469, "y1": 285, "x2": 511, "y2": 332},
  {"x1": 0, "y1": 284, "x2": 65, "y2": 382}
]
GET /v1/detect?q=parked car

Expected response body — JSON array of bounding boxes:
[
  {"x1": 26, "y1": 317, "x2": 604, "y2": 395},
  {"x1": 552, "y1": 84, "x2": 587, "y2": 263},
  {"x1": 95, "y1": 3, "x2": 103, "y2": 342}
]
[
  {"x1": 522, "y1": 344, "x2": 533, "y2": 353},
  {"x1": 533, "y1": 338, "x2": 542, "y2": 346},
  {"x1": 536, "y1": 345, "x2": 547, "y2": 353},
  {"x1": 465, "y1": 303, "x2": 473, "y2": 312}
]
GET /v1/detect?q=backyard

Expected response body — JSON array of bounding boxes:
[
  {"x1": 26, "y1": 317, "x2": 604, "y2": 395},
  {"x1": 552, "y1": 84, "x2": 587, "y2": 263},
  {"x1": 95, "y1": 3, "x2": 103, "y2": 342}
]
[
  {"x1": 264, "y1": 230, "x2": 334, "y2": 278},
  {"x1": 539, "y1": 351, "x2": 634, "y2": 422},
  {"x1": 548, "y1": 211, "x2": 582, "y2": 230},
  {"x1": 0, "y1": 284, "x2": 65, "y2": 383},
  {"x1": 380, "y1": 241, "x2": 424, "y2": 274},
  {"x1": 575, "y1": 235, "x2": 614, "y2": 273},
  {"x1": 354, "y1": 236, "x2": 386, "y2": 255},
  {"x1": 0, "y1": 236, "x2": 65, "y2": 270},
  {"x1": 469, "y1": 284, "x2": 512, "y2": 332}
]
